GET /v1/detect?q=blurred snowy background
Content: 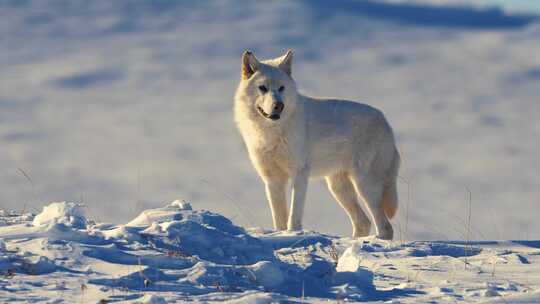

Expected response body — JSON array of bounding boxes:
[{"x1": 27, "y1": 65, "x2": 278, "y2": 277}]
[{"x1": 0, "y1": 0, "x2": 539, "y2": 240}]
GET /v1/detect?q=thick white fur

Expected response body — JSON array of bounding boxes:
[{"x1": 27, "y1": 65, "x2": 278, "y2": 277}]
[{"x1": 234, "y1": 50, "x2": 400, "y2": 239}]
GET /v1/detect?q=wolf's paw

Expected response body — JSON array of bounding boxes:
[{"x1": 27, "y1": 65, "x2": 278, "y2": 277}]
[
  {"x1": 376, "y1": 225, "x2": 394, "y2": 240},
  {"x1": 274, "y1": 224, "x2": 287, "y2": 231},
  {"x1": 376, "y1": 233, "x2": 393, "y2": 240},
  {"x1": 287, "y1": 222, "x2": 302, "y2": 231}
]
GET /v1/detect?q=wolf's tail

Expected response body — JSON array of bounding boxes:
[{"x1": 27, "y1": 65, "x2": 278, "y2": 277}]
[{"x1": 381, "y1": 149, "x2": 400, "y2": 219}]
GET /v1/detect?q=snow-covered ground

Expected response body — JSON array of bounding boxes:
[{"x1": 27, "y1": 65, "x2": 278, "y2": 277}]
[{"x1": 1, "y1": 201, "x2": 539, "y2": 303}]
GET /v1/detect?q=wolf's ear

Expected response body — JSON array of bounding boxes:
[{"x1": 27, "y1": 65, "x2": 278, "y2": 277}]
[
  {"x1": 278, "y1": 49, "x2": 293, "y2": 76},
  {"x1": 241, "y1": 50, "x2": 260, "y2": 80}
]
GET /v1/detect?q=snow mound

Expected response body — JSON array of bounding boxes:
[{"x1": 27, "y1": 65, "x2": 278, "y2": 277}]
[
  {"x1": 0, "y1": 250, "x2": 60, "y2": 275},
  {"x1": 169, "y1": 199, "x2": 192, "y2": 210},
  {"x1": 32, "y1": 202, "x2": 86, "y2": 229},
  {"x1": 127, "y1": 200, "x2": 193, "y2": 227},
  {"x1": 125, "y1": 200, "x2": 273, "y2": 264}
]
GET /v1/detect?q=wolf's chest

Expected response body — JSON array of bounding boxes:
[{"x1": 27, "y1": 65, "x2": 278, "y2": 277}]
[
  {"x1": 252, "y1": 134, "x2": 291, "y2": 158},
  {"x1": 247, "y1": 132, "x2": 297, "y2": 170}
]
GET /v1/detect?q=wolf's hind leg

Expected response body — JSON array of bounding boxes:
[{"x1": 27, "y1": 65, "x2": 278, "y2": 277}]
[
  {"x1": 350, "y1": 169, "x2": 393, "y2": 240},
  {"x1": 263, "y1": 175, "x2": 288, "y2": 231},
  {"x1": 326, "y1": 172, "x2": 371, "y2": 237}
]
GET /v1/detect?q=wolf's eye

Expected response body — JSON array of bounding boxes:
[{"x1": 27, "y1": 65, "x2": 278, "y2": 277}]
[
  {"x1": 258, "y1": 85, "x2": 268, "y2": 93},
  {"x1": 278, "y1": 86, "x2": 285, "y2": 92}
]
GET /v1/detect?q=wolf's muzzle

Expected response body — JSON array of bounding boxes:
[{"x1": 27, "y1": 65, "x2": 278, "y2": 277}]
[{"x1": 257, "y1": 101, "x2": 284, "y2": 121}]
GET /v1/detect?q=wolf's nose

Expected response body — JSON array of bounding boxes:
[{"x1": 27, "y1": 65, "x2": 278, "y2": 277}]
[{"x1": 273, "y1": 102, "x2": 284, "y2": 112}]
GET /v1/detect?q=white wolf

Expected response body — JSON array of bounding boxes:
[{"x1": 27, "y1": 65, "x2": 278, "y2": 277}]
[{"x1": 234, "y1": 50, "x2": 400, "y2": 239}]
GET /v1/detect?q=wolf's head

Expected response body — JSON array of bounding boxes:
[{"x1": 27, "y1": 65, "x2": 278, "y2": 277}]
[{"x1": 235, "y1": 50, "x2": 298, "y2": 123}]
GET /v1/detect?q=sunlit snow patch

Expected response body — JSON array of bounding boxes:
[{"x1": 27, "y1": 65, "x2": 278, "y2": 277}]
[{"x1": 32, "y1": 201, "x2": 86, "y2": 229}]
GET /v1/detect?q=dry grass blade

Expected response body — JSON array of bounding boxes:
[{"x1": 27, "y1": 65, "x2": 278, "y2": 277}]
[
  {"x1": 17, "y1": 167, "x2": 37, "y2": 214},
  {"x1": 464, "y1": 186, "x2": 472, "y2": 269}
]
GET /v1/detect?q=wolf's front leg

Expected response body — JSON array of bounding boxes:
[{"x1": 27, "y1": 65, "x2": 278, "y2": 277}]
[
  {"x1": 288, "y1": 167, "x2": 310, "y2": 231},
  {"x1": 263, "y1": 177, "x2": 288, "y2": 230}
]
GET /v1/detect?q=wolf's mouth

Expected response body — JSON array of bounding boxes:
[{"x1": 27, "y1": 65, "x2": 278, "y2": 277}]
[{"x1": 257, "y1": 106, "x2": 281, "y2": 121}]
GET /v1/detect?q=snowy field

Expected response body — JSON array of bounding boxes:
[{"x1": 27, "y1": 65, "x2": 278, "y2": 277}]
[
  {"x1": 1, "y1": 0, "x2": 540, "y2": 302},
  {"x1": 1, "y1": 201, "x2": 539, "y2": 303}
]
